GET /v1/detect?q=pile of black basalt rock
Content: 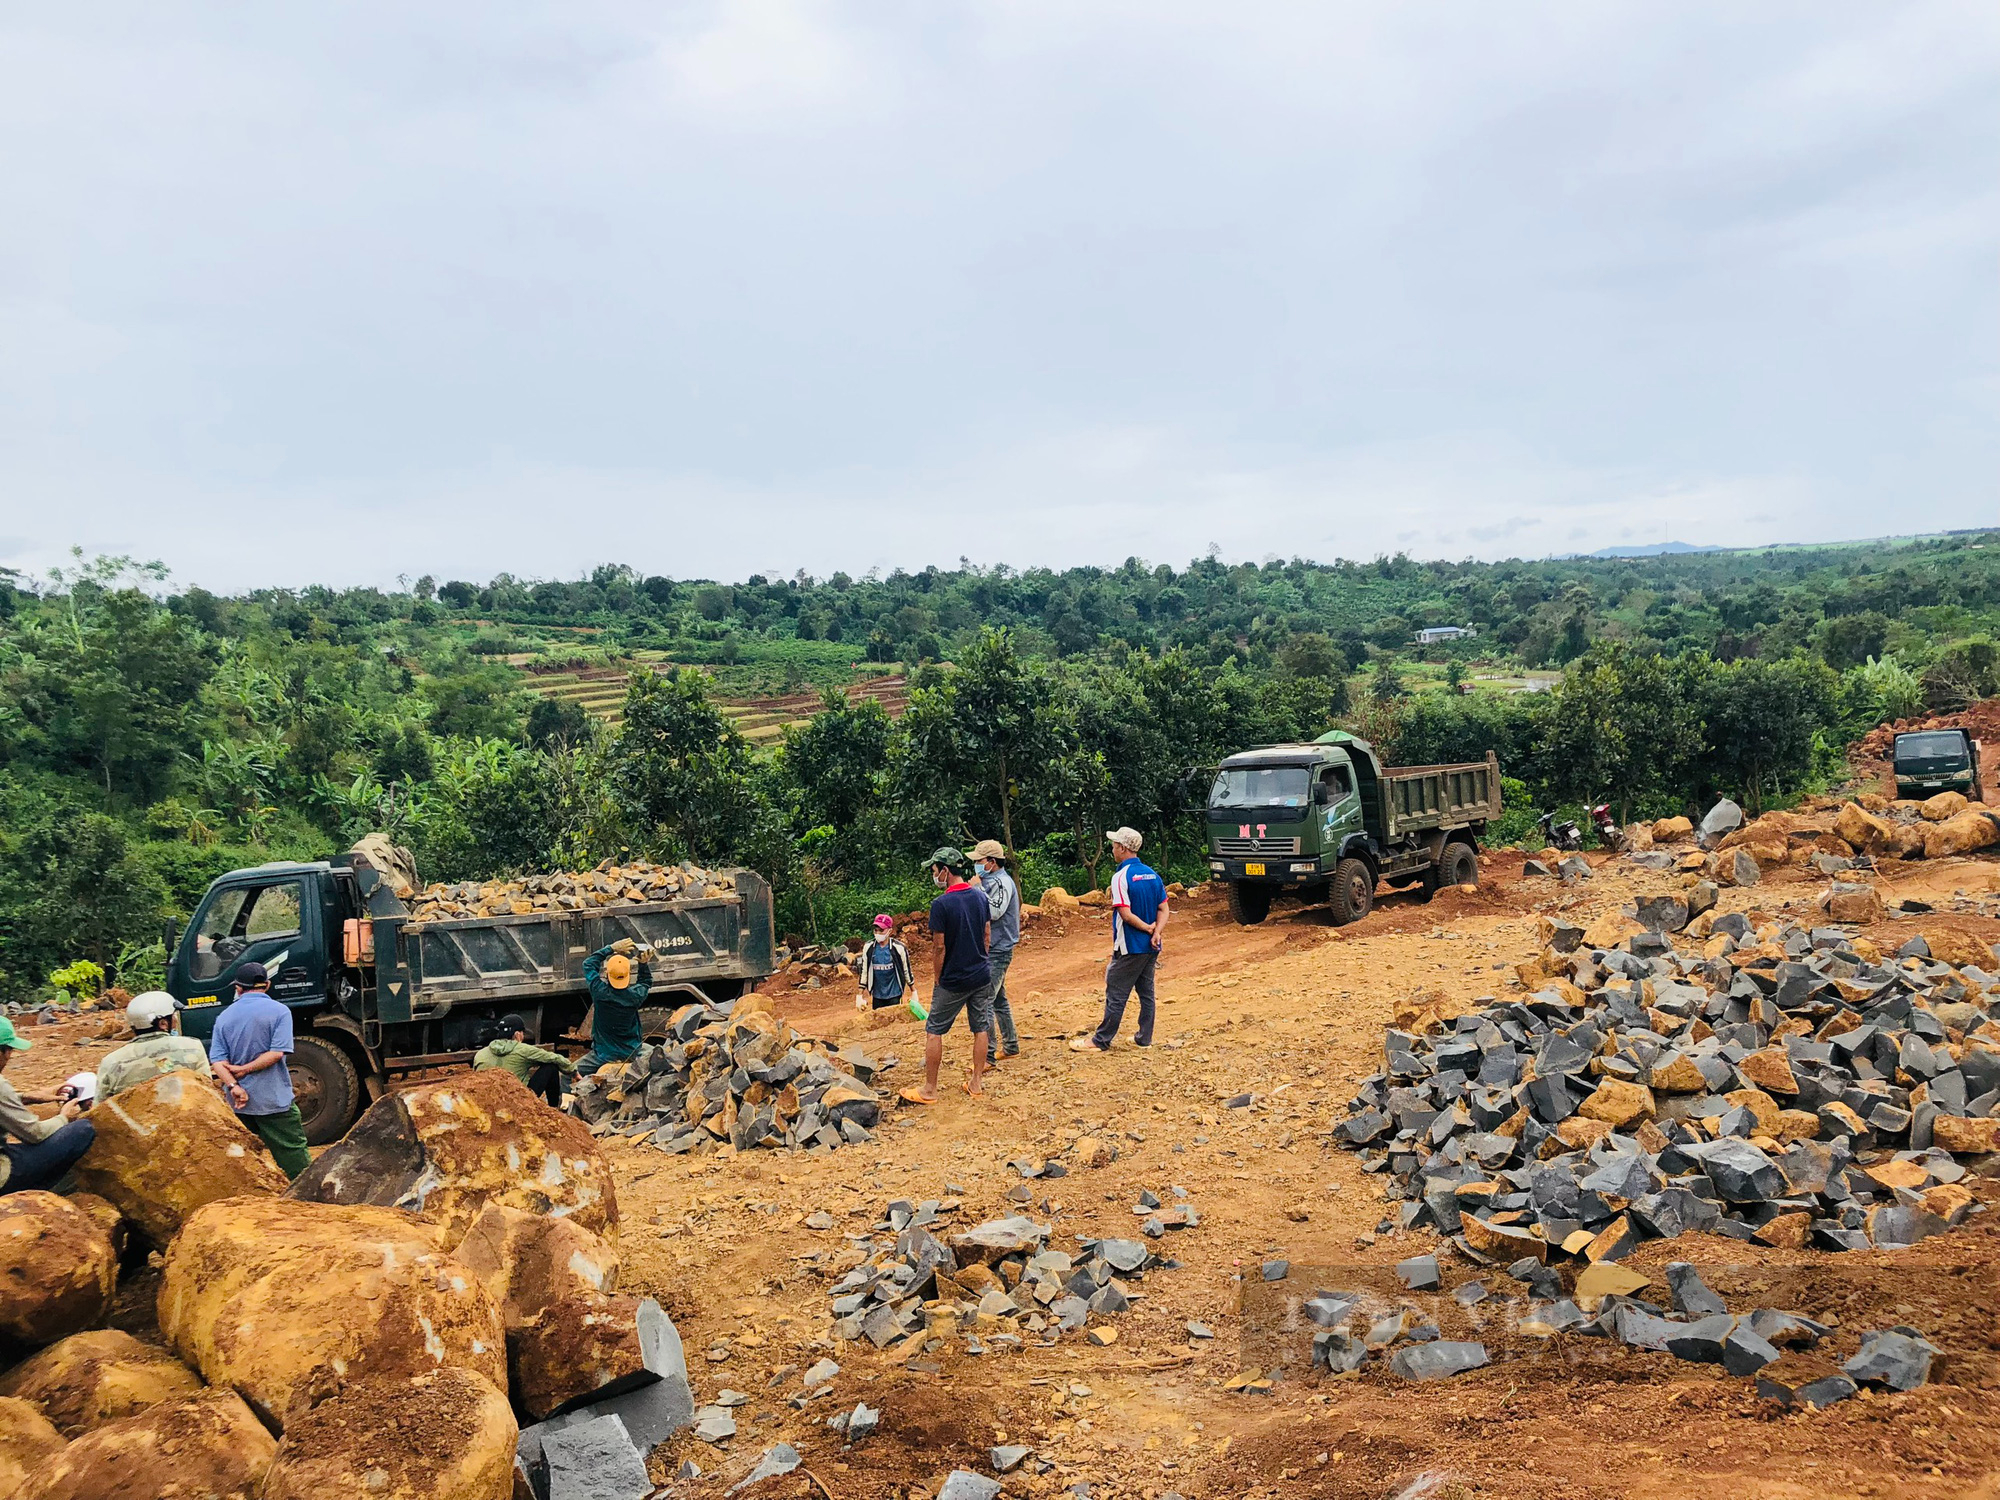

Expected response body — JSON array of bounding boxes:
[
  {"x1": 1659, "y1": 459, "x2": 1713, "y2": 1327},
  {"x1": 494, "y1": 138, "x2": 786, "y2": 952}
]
[
  {"x1": 1295, "y1": 1259, "x2": 1938, "y2": 1408},
  {"x1": 1333, "y1": 895, "x2": 1999, "y2": 1262},
  {"x1": 827, "y1": 1203, "x2": 1186, "y2": 1353},
  {"x1": 571, "y1": 1001, "x2": 886, "y2": 1154}
]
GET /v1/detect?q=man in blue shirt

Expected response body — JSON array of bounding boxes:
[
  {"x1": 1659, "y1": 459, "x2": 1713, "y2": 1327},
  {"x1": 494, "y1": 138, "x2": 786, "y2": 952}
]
[
  {"x1": 901, "y1": 847, "x2": 992, "y2": 1105},
  {"x1": 208, "y1": 961, "x2": 310, "y2": 1178},
  {"x1": 1070, "y1": 827, "x2": 1169, "y2": 1053}
]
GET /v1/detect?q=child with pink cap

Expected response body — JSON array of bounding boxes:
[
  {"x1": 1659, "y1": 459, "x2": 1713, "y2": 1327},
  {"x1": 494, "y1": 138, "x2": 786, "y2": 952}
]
[{"x1": 854, "y1": 914, "x2": 916, "y2": 1013}]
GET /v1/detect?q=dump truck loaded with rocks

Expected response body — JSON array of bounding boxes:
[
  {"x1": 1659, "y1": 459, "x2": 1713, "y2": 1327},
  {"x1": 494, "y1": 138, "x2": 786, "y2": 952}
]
[
  {"x1": 163, "y1": 839, "x2": 777, "y2": 1143},
  {"x1": 1207, "y1": 731, "x2": 1501, "y2": 926}
]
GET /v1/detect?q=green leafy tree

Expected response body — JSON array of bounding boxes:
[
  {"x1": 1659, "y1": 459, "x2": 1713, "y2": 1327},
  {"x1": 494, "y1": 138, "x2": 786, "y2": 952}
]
[{"x1": 1699, "y1": 656, "x2": 1836, "y2": 812}]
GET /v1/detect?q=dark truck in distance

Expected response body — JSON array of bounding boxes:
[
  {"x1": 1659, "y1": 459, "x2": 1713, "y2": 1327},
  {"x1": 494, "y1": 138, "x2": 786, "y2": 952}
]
[
  {"x1": 1206, "y1": 731, "x2": 1501, "y2": 926},
  {"x1": 1892, "y1": 729, "x2": 1982, "y2": 802},
  {"x1": 165, "y1": 854, "x2": 777, "y2": 1144}
]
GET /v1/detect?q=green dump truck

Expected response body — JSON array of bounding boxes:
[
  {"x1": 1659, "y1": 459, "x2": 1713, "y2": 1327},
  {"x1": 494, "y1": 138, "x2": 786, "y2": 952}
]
[
  {"x1": 1206, "y1": 731, "x2": 1501, "y2": 926},
  {"x1": 1891, "y1": 729, "x2": 1982, "y2": 802},
  {"x1": 165, "y1": 854, "x2": 777, "y2": 1144}
]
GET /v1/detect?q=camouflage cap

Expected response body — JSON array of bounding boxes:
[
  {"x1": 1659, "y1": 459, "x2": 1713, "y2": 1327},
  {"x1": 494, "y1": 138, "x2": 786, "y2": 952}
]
[{"x1": 923, "y1": 846, "x2": 973, "y2": 878}]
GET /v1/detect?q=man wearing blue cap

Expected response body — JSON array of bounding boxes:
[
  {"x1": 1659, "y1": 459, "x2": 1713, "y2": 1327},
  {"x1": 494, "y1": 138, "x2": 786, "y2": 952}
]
[
  {"x1": 208, "y1": 961, "x2": 311, "y2": 1178},
  {"x1": 0, "y1": 1016, "x2": 95, "y2": 1194}
]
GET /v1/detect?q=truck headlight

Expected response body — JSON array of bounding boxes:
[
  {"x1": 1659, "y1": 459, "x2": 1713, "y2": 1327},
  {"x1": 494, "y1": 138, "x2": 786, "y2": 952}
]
[
  {"x1": 1290, "y1": 862, "x2": 1318, "y2": 873},
  {"x1": 1208, "y1": 861, "x2": 1226, "y2": 871}
]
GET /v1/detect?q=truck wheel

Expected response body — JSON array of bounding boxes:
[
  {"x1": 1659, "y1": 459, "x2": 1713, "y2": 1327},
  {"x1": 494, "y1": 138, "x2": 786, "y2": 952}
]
[
  {"x1": 1330, "y1": 859, "x2": 1374, "y2": 926},
  {"x1": 1437, "y1": 842, "x2": 1479, "y2": 890},
  {"x1": 291, "y1": 1035, "x2": 362, "y2": 1146},
  {"x1": 1227, "y1": 882, "x2": 1272, "y2": 925}
]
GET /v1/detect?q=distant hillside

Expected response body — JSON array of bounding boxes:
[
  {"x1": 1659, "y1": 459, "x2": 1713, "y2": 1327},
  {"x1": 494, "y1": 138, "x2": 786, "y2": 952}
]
[{"x1": 1585, "y1": 541, "x2": 1724, "y2": 558}]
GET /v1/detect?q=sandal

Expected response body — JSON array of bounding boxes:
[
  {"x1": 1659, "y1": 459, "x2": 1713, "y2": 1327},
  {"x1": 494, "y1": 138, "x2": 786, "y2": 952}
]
[{"x1": 898, "y1": 1086, "x2": 936, "y2": 1106}]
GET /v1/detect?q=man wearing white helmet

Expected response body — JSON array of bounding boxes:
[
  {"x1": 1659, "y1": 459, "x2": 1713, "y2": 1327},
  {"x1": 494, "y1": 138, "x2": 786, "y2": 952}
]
[{"x1": 96, "y1": 992, "x2": 211, "y2": 1100}]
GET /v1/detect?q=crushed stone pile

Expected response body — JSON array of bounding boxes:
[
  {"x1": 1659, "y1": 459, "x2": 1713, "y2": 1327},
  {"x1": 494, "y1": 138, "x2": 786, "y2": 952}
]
[
  {"x1": 1333, "y1": 891, "x2": 2000, "y2": 1262},
  {"x1": 405, "y1": 859, "x2": 736, "y2": 924},
  {"x1": 571, "y1": 1000, "x2": 885, "y2": 1154},
  {"x1": 827, "y1": 1197, "x2": 1193, "y2": 1355},
  {"x1": 1289, "y1": 1257, "x2": 1937, "y2": 1410}
]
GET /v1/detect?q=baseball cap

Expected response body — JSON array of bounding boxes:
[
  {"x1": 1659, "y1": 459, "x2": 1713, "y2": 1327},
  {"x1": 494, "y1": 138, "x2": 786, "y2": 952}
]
[
  {"x1": 498, "y1": 1013, "x2": 528, "y2": 1035},
  {"x1": 0, "y1": 1018, "x2": 31, "y2": 1052},
  {"x1": 126, "y1": 991, "x2": 184, "y2": 1030},
  {"x1": 1105, "y1": 827, "x2": 1144, "y2": 852},
  {"x1": 969, "y1": 839, "x2": 1006, "y2": 862},
  {"x1": 922, "y1": 846, "x2": 972, "y2": 878},
  {"x1": 603, "y1": 953, "x2": 634, "y2": 989},
  {"x1": 234, "y1": 961, "x2": 270, "y2": 989},
  {"x1": 873, "y1": 915, "x2": 895, "y2": 932}
]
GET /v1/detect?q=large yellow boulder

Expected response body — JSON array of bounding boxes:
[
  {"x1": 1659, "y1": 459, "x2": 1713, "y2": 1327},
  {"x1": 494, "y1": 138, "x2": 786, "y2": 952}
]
[
  {"x1": 0, "y1": 1397, "x2": 64, "y2": 1494},
  {"x1": 73, "y1": 1069, "x2": 288, "y2": 1247},
  {"x1": 288, "y1": 1069, "x2": 617, "y2": 1243},
  {"x1": 451, "y1": 1203, "x2": 619, "y2": 1331},
  {"x1": 1922, "y1": 791, "x2": 1970, "y2": 821},
  {"x1": 261, "y1": 1370, "x2": 517, "y2": 1500},
  {"x1": 0, "y1": 1192, "x2": 117, "y2": 1352},
  {"x1": 1834, "y1": 802, "x2": 1897, "y2": 853},
  {"x1": 0, "y1": 1329, "x2": 201, "y2": 1436},
  {"x1": 158, "y1": 1198, "x2": 504, "y2": 1430},
  {"x1": 1038, "y1": 887, "x2": 1079, "y2": 914},
  {"x1": 510, "y1": 1292, "x2": 685, "y2": 1422},
  {"x1": 1651, "y1": 816, "x2": 1694, "y2": 842},
  {"x1": 1921, "y1": 811, "x2": 2000, "y2": 860},
  {"x1": 21, "y1": 1389, "x2": 275, "y2": 1500}
]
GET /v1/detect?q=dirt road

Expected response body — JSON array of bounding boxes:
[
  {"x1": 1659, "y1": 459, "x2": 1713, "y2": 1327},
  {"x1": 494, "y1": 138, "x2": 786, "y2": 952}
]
[{"x1": 600, "y1": 852, "x2": 2000, "y2": 1500}]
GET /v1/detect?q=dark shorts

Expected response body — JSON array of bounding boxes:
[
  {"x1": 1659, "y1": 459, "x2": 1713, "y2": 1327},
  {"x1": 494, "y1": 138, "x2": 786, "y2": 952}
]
[{"x1": 925, "y1": 980, "x2": 994, "y2": 1038}]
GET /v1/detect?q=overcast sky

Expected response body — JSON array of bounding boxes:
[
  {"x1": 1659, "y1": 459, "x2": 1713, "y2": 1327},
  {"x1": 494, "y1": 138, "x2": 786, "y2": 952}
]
[{"x1": 3, "y1": 2, "x2": 1996, "y2": 592}]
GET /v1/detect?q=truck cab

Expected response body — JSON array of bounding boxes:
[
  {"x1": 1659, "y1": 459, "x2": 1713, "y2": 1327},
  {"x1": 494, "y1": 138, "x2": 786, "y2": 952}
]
[
  {"x1": 1892, "y1": 729, "x2": 1982, "y2": 802},
  {"x1": 166, "y1": 860, "x2": 367, "y2": 1145}
]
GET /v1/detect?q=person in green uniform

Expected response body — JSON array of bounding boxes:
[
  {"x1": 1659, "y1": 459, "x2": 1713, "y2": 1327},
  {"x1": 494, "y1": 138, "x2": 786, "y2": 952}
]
[
  {"x1": 472, "y1": 1013, "x2": 576, "y2": 1107},
  {"x1": 578, "y1": 938, "x2": 652, "y2": 1075}
]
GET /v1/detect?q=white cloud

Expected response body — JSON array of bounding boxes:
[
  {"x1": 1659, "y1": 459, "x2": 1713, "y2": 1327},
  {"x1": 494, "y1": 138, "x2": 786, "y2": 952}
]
[{"x1": 0, "y1": 1, "x2": 1993, "y2": 588}]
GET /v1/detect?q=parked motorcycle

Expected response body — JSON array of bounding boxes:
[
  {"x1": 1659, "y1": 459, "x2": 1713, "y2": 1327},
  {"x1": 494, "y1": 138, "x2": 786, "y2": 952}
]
[
  {"x1": 1590, "y1": 802, "x2": 1628, "y2": 852},
  {"x1": 1536, "y1": 809, "x2": 1584, "y2": 852}
]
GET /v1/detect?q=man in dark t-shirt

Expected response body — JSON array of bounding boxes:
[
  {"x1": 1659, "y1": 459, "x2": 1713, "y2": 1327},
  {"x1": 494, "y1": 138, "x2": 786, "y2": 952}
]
[{"x1": 902, "y1": 846, "x2": 993, "y2": 1104}]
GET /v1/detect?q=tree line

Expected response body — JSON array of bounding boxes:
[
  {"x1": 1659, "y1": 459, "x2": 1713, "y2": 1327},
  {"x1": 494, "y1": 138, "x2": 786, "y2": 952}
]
[{"x1": 3, "y1": 535, "x2": 1995, "y2": 1001}]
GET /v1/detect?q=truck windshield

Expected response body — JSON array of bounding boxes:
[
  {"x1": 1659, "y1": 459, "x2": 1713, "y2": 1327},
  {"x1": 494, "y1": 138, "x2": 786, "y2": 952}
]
[
  {"x1": 1209, "y1": 766, "x2": 1311, "y2": 809},
  {"x1": 1895, "y1": 733, "x2": 1968, "y2": 763}
]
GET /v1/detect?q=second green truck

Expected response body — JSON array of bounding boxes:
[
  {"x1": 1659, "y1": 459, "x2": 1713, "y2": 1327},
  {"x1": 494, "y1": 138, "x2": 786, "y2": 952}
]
[{"x1": 1206, "y1": 731, "x2": 1501, "y2": 926}]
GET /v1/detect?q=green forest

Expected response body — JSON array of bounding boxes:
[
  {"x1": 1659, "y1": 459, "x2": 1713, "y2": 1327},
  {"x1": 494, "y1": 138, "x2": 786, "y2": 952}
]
[{"x1": 6, "y1": 531, "x2": 2000, "y2": 1003}]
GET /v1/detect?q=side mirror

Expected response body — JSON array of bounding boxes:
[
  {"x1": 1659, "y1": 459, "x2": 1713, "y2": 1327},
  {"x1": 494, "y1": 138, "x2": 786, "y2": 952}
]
[
  {"x1": 162, "y1": 918, "x2": 179, "y2": 958},
  {"x1": 1314, "y1": 783, "x2": 1336, "y2": 806}
]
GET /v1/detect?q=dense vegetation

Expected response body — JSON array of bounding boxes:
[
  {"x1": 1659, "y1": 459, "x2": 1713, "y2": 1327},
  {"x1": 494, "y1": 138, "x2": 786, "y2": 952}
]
[{"x1": 5, "y1": 531, "x2": 1998, "y2": 1002}]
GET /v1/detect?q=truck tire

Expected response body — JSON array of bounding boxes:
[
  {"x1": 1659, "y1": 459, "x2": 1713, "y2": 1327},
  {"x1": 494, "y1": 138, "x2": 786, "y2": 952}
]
[
  {"x1": 1329, "y1": 859, "x2": 1374, "y2": 926},
  {"x1": 1227, "y1": 882, "x2": 1272, "y2": 925},
  {"x1": 1438, "y1": 842, "x2": 1479, "y2": 889},
  {"x1": 291, "y1": 1034, "x2": 362, "y2": 1146}
]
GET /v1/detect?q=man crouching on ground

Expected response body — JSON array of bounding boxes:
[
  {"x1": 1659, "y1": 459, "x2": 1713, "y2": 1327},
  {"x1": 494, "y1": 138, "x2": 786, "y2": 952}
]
[{"x1": 901, "y1": 847, "x2": 992, "y2": 1104}]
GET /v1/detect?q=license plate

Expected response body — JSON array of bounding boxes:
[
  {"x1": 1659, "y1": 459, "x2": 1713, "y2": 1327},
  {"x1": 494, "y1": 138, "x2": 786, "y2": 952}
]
[{"x1": 1244, "y1": 862, "x2": 1266, "y2": 876}]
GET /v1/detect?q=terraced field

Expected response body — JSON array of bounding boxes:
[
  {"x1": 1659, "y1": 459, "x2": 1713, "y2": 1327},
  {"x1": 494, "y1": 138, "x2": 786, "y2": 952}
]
[{"x1": 521, "y1": 659, "x2": 909, "y2": 743}]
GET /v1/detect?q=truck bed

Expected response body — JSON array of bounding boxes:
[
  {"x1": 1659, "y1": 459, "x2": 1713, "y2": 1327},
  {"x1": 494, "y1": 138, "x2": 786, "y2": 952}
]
[
  {"x1": 1378, "y1": 755, "x2": 1502, "y2": 841},
  {"x1": 371, "y1": 870, "x2": 775, "y2": 1021}
]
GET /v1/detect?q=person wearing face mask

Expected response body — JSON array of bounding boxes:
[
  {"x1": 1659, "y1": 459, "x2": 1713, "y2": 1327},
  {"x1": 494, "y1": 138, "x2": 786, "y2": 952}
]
[
  {"x1": 969, "y1": 839, "x2": 1021, "y2": 1065},
  {"x1": 899, "y1": 847, "x2": 992, "y2": 1105}
]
